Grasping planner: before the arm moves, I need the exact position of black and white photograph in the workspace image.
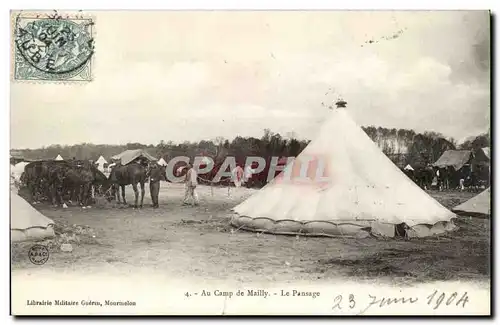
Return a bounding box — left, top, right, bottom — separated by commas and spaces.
8, 9, 491, 316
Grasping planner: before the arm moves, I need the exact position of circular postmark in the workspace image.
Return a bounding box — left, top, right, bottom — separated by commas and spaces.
14, 16, 94, 80
28, 244, 50, 265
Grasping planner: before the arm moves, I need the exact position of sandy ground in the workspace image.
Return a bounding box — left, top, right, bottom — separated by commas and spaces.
11, 183, 490, 286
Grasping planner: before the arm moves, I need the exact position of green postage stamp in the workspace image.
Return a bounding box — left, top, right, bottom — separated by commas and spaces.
12, 11, 95, 82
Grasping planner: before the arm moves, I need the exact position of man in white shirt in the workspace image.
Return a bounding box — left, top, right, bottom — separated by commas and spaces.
244, 165, 255, 188
232, 165, 244, 188
183, 163, 199, 206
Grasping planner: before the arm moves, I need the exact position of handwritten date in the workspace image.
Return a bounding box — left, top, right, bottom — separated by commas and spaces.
332, 290, 469, 314
427, 290, 469, 310
332, 294, 356, 310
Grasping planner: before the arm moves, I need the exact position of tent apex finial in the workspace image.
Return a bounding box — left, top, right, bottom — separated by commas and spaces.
335, 98, 347, 109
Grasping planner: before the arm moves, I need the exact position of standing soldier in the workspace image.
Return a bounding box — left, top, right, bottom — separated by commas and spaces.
149, 162, 162, 208
232, 165, 244, 188
183, 163, 199, 206
244, 164, 255, 188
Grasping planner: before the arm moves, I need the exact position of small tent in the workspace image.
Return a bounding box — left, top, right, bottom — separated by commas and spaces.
433, 150, 472, 171
111, 149, 157, 165
96, 155, 108, 172
231, 103, 457, 239
480, 147, 490, 161
55, 154, 64, 161
11, 161, 29, 178
11, 191, 55, 242
452, 187, 490, 218
404, 164, 414, 171
158, 158, 167, 166
11, 161, 29, 186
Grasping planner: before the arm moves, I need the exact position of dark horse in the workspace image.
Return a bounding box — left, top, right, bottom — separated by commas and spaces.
64, 160, 109, 207
21, 160, 108, 207
22, 160, 66, 205
108, 162, 148, 208
414, 165, 435, 190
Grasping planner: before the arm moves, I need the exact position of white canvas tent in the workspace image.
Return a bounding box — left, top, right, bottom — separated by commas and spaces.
404, 164, 414, 171
96, 155, 108, 172
231, 105, 457, 238
111, 149, 157, 165
481, 147, 490, 160
11, 191, 55, 242
55, 154, 64, 161
11, 161, 29, 183
158, 158, 167, 166
452, 187, 490, 218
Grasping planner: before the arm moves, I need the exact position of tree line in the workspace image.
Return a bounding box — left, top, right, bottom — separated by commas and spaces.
13, 126, 490, 169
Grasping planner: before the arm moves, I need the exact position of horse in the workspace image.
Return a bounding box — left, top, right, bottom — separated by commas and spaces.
89, 162, 111, 196
108, 162, 148, 208
22, 160, 69, 205
414, 166, 435, 190
63, 167, 94, 207
55, 160, 109, 207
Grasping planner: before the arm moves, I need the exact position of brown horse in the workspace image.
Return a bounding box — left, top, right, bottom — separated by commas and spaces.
21, 159, 108, 207
22, 160, 68, 204
108, 162, 147, 208
60, 160, 109, 207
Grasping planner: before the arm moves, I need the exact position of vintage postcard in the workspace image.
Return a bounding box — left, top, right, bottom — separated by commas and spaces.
9, 10, 491, 316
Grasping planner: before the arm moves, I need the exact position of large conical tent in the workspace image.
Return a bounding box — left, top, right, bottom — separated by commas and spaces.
452, 188, 490, 218
11, 191, 55, 242
55, 154, 64, 161
231, 105, 457, 238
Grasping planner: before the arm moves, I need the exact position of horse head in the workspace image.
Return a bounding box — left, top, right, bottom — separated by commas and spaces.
107, 165, 120, 182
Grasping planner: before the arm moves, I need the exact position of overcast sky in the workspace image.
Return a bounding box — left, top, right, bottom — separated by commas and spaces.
11, 10, 490, 149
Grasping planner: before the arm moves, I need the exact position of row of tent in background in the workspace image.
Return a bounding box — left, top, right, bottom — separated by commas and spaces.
10, 149, 170, 188
11, 103, 491, 242
51, 153, 168, 173
49, 145, 491, 190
